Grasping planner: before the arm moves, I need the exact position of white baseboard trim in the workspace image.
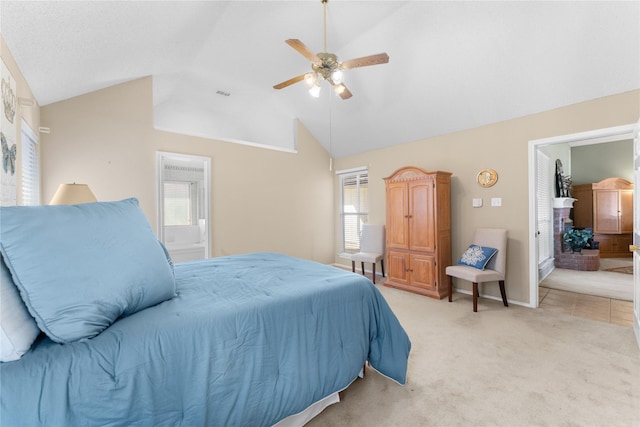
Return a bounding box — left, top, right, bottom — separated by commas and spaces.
452, 288, 530, 308
331, 263, 384, 279
634, 314, 640, 351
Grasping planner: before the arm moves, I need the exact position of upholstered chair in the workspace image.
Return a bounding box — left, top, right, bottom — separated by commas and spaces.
446, 228, 508, 312
351, 224, 385, 284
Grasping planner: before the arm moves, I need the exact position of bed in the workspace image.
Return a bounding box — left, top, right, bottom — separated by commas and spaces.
0, 198, 411, 426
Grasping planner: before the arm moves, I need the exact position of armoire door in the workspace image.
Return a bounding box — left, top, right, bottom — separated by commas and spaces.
409, 253, 436, 290
594, 190, 621, 233
621, 190, 633, 233
387, 250, 410, 286
408, 180, 436, 253
386, 181, 409, 249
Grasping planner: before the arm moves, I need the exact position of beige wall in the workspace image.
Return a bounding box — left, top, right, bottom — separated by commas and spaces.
334, 90, 640, 305
40, 77, 335, 264
33, 54, 640, 306
0, 35, 40, 205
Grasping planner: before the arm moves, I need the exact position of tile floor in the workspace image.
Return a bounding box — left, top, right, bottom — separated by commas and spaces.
539, 286, 634, 327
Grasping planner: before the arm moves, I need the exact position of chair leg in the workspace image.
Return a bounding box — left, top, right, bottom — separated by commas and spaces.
380, 259, 385, 278
448, 275, 453, 302
361, 262, 365, 276
499, 280, 508, 307
372, 263, 376, 284
472, 282, 479, 312
351, 261, 356, 273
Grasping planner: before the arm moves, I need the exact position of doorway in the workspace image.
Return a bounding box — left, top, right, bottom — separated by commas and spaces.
528, 123, 637, 308
543, 141, 633, 300
157, 151, 211, 263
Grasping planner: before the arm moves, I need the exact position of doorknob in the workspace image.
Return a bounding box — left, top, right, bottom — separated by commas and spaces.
630, 245, 640, 252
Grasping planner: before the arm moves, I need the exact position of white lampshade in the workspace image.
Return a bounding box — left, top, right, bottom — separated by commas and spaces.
308, 84, 321, 98
331, 69, 344, 84
304, 72, 317, 88
49, 183, 97, 205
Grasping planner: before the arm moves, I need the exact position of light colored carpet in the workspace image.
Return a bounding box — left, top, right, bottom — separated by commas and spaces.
540, 258, 633, 301
308, 284, 640, 427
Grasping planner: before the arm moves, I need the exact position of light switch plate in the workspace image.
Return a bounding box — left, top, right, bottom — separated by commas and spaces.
491, 197, 502, 207
472, 198, 483, 208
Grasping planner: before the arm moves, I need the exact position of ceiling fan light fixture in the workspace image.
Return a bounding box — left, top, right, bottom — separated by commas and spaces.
309, 83, 321, 98
273, 0, 389, 100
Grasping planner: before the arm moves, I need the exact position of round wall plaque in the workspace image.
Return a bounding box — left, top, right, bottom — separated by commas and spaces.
477, 169, 498, 188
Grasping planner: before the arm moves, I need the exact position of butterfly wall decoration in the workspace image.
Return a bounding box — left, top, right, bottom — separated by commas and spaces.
1, 132, 16, 176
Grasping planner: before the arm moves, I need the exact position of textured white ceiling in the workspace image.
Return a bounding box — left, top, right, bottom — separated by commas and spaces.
2, 1, 639, 158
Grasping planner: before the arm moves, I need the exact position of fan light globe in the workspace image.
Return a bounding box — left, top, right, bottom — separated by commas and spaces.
331, 70, 344, 84
309, 84, 321, 98
304, 72, 317, 87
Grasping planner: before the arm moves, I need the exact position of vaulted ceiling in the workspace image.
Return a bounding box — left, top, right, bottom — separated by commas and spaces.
2, 1, 638, 158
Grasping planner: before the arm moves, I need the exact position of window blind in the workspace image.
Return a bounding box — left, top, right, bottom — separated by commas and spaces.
537, 150, 553, 264
21, 121, 40, 206
163, 181, 193, 226
339, 169, 368, 253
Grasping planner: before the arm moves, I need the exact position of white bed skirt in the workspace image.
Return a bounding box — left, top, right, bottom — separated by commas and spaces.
273, 391, 340, 427
273, 369, 364, 427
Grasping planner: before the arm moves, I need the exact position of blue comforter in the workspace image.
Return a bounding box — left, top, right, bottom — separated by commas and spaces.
1, 253, 411, 426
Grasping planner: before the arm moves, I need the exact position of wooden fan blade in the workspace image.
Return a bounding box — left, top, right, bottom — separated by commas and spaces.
273, 74, 306, 90
285, 39, 320, 63
332, 83, 353, 100
339, 86, 353, 100
340, 53, 389, 70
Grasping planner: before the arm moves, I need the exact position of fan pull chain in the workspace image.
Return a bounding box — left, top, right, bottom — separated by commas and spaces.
329, 89, 333, 171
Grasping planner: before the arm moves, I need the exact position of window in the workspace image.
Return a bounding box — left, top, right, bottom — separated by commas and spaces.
163, 181, 195, 226
339, 168, 368, 253
21, 121, 39, 205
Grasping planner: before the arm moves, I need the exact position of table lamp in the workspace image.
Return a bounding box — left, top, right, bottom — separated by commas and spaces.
49, 183, 97, 205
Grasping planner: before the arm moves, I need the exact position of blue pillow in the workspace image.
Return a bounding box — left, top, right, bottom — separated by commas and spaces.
0, 198, 176, 344
0, 253, 40, 361
457, 244, 498, 270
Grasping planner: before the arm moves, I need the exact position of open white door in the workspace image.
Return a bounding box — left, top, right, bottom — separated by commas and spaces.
633, 118, 640, 350
156, 152, 211, 263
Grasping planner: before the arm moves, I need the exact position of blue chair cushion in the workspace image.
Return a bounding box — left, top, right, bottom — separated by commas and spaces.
0, 198, 176, 344
457, 244, 498, 270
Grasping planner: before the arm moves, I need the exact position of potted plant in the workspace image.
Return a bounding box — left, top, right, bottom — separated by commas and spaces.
563, 228, 592, 253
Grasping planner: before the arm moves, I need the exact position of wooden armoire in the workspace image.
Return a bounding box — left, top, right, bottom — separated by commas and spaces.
383, 167, 452, 299
572, 177, 633, 258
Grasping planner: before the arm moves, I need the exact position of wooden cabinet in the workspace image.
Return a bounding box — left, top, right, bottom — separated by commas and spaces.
572, 177, 633, 258
571, 184, 593, 229
384, 167, 451, 299
595, 234, 633, 258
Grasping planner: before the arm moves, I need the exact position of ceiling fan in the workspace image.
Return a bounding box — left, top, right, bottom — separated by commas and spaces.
273, 0, 389, 100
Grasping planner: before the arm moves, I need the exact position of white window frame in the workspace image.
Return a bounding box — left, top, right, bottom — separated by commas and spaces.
337, 167, 368, 255
21, 120, 39, 205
